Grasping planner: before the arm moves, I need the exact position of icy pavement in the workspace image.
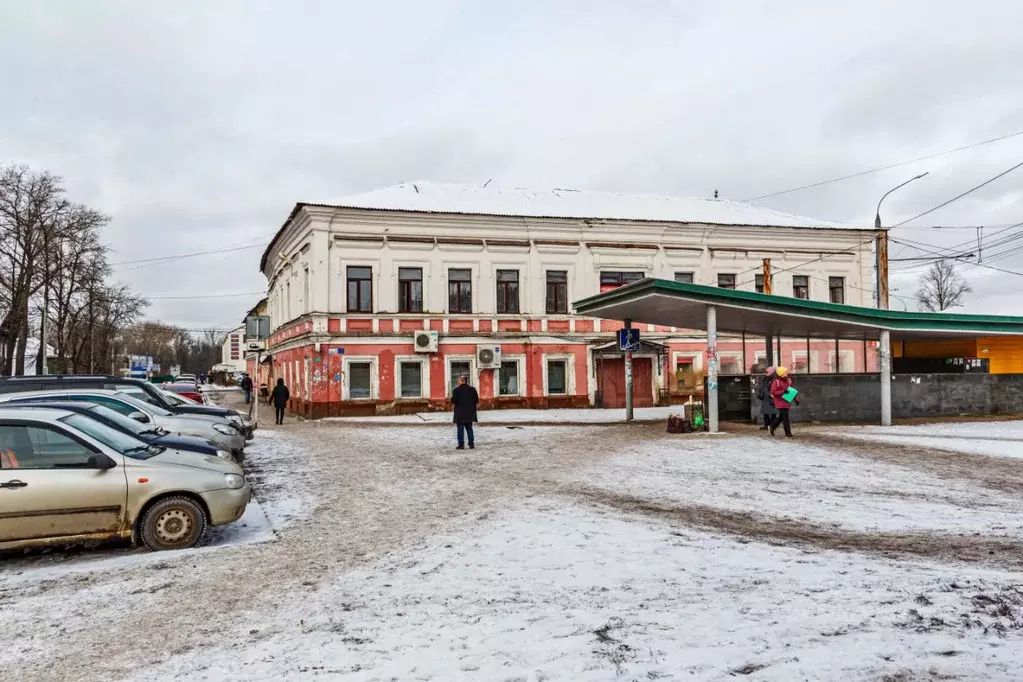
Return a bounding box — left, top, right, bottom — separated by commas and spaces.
3, 419, 1023, 681
831, 420, 1023, 461
324, 405, 679, 424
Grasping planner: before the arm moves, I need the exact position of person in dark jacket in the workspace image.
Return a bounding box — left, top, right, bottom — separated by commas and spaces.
451, 375, 479, 449
269, 378, 290, 425
768, 367, 797, 437
755, 366, 777, 430
240, 374, 254, 404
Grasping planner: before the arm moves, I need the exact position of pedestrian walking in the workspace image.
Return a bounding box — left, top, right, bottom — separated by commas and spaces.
269, 378, 290, 425
768, 367, 799, 437
755, 366, 777, 430
240, 373, 254, 404
451, 374, 479, 449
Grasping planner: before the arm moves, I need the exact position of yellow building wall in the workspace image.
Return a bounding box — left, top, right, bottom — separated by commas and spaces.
898, 336, 1023, 374
899, 338, 978, 359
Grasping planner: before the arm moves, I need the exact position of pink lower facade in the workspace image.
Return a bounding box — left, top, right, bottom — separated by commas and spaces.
251, 315, 880, 419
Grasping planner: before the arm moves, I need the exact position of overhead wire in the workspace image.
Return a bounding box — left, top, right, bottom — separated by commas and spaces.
893, 160, 1023, 226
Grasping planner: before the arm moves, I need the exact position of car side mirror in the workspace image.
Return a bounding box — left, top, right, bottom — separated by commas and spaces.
87, 453, 117, 470
129, 411, 150, 423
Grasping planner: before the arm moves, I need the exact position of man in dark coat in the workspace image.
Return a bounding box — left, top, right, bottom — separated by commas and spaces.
269, 378, 290, 426
240, 373, 254, 404
451, 375, 479, 449
755, 366, 777, 430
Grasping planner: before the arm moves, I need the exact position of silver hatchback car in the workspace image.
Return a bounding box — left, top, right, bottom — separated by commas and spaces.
0, 406, 250, 552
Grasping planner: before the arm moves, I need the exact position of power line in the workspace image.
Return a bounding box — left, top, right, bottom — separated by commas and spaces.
743, 129, 1023, 202
893, 160, 1023, 226
111, 242, 268, 269
890, 237, 1023, 278
144, 291, 265, 301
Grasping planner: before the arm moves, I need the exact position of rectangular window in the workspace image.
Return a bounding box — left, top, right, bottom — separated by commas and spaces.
793, 275, 809, 300
348, 362, 372, 399
829, 276, 845, 304
546, 270, 568, 314
496, 269, 520, 314
398, 267, 423, 313
717, 273, 736, 289
448, 268, 472, 313
449, 360, 471, 390
399, 361, 423, 398
675, 358, 695, 390
674, 272, 694, 284
347, 266, 372, 313
719, 353, 742, 375
599, 271, 644, 293
547, 360, 567, 395
498, 361, 519, 395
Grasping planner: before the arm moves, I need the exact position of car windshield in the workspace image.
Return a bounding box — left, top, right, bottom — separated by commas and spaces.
113, 391, 173, 417
86, 404, 155, 436
60, 413, 161, 460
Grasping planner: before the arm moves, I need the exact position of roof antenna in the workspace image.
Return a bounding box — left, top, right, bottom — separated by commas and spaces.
413, 183, 419, 193
483, 178, 492, 188
713, 189, 719, 199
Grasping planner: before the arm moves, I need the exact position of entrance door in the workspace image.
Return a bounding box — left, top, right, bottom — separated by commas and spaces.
598, 357, 653, 408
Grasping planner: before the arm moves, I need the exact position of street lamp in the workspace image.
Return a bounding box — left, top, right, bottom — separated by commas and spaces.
874, 172, 929, 309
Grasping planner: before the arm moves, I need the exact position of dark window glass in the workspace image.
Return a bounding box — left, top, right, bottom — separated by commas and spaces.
499, 361, 518, 395
0, 424, 93, 469
547, 360, 567, 395
599, 271, 644, 293
449, 361, 471, 389
398, 267, 423, 313
348, 362, 372, 399
717, 273, 736, 289
399, 362, 422, 398
546, 271, 568, 314
496, 269, 519, 314
793, 275, 810, 300
347, 267, 372, 313
448, 269, 472, 313
674, 272, 694, 284
829, 276, 845, 304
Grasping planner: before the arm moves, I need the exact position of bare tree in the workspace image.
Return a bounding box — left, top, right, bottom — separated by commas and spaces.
916, 260, 973, 312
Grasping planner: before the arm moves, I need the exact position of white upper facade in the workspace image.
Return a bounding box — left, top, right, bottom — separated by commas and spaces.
261, 182, 876, 332
219, 326, 246, 373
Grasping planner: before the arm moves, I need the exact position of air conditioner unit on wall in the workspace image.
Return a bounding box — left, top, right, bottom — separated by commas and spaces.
414, 330, 439, 353
477, 344, 502, 369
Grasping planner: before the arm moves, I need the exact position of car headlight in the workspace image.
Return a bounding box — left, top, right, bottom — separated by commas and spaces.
215, 450, 233, 460
212, 423, 236, 435
224, 473, 245, 489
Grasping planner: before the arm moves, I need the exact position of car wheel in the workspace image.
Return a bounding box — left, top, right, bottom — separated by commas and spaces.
140, 497, 207, 551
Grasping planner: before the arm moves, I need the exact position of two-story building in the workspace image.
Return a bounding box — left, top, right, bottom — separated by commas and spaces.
259, 182, 878, 417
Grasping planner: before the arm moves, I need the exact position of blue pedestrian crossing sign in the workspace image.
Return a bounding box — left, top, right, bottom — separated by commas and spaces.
618, 328, 641, 352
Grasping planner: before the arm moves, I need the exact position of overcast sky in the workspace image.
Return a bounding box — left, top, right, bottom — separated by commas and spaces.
2, 0, 1021, 329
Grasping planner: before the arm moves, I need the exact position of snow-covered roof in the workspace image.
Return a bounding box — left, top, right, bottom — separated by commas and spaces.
309, 181, 859, 230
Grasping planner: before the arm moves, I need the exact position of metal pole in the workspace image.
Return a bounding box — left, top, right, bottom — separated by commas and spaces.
707, 305, 718, 433
765, 334, 774, 368
39, 285, 48, 375
806, 335, 811, 374
880, 329, 892, 426
834, 336, 840, 373
624, 319, 633, 422
741, 330, 747, 374
862, 334, 868, 372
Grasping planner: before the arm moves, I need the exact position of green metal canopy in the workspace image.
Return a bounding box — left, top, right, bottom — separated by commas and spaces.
573, 279, 1023, 341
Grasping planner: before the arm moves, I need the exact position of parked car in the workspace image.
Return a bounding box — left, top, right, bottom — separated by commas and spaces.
0, 406, 249, 552
0, 375, 254, 438
0, 401, 233, 460
175, 374, 198, 385
163, 382, 205, 404
0, 390, 246, 457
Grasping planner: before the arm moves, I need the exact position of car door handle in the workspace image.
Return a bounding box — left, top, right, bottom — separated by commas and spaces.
0, 480, 27, 489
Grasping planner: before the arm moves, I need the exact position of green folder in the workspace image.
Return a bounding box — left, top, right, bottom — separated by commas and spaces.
781, 386, 799, 403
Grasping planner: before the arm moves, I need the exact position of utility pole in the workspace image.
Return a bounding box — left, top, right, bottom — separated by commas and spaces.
624, 318, 633, 422
762, 259, 773, 368
874, 172, 928, 310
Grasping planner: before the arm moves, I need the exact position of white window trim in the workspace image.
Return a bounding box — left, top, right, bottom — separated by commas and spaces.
542, 353, 575, 396
394, 260, 430, 313
717, 351, 743, 375
496, 354, 525, 397
671, 350, 703, 373
492, 263, 525, 316
344, 260, 377, 314
445, 354, 477, 396
342, 356, 378, 400
790, 349, 819, 374
444, 262, 478, 315
827, 349, 856, 373
542, 265, 573, 316
394, 355, 428, 399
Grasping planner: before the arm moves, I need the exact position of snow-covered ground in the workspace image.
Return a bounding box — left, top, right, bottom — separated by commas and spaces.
3, 419, 1022, 681
325, 405, 680, 424
833, 420, 1023, 461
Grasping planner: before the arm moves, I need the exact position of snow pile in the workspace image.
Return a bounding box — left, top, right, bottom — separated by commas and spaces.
834, 421, 1023, 461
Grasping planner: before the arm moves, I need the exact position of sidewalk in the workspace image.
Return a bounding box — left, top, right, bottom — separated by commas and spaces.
324, 405, 680, 426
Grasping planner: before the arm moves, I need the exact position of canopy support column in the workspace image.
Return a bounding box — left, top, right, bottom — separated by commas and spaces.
707, 305, 718, 433
880, 329, 892, 426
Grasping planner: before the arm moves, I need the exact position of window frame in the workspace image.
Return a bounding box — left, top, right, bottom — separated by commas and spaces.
792, 275, 810, 300
599, 271, 644, 293
497, 358, 523, 396
396, 358, 426, 399
544, 356, 572, 396
343, 358, 376, 400
828, 276, 845, 304
445, 356, 476, 396
447, 268, 473, 314
346, 266, 373, 313
495, 269, 520, 315
545, 270, 569, 315
0, 420, 100, 470
673, 271, 694, 284
717, 273, 736, 289
397, 267, 424, 313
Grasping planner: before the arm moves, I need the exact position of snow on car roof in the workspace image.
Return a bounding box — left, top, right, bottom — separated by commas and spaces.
309, 181, 857, 230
